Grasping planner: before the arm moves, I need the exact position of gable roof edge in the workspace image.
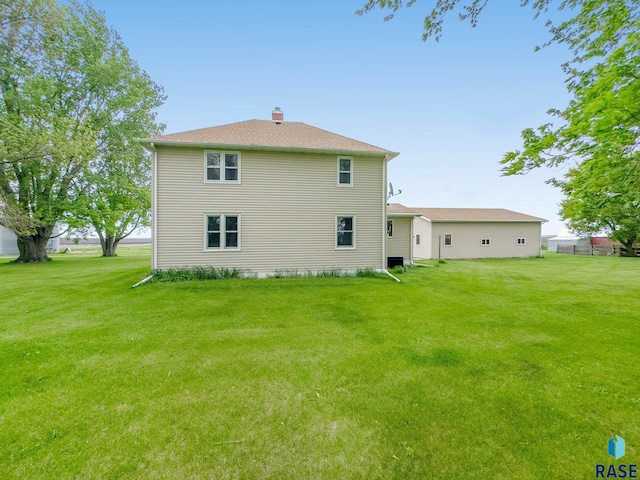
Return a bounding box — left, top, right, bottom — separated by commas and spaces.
138, 139, 399, 159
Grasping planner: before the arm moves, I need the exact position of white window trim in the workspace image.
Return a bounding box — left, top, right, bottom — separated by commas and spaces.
335, 215, 356, 249
204, 213, 241, 251
481, 238, 491, 246
204, 150, 241, 184
517, 237, 526, 245
443, 233, 453, 247
337, 156, 353, 187
387, 219, 394, 238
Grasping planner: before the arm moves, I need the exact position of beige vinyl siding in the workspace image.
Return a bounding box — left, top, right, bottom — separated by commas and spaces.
155, 147, 385, 272
412, 216, 432, 260
385, 216, 412, 264
430, 222, 542, 259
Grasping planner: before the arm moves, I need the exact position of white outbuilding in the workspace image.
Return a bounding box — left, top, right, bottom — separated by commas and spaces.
547, 228, 590, 253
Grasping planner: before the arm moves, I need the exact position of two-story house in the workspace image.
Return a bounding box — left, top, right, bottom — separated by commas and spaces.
139, 109, 399, 275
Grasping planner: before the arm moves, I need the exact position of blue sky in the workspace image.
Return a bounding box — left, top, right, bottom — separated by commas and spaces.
92, 0, 575, 234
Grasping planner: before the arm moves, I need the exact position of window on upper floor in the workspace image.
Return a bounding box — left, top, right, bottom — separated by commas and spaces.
205, 151, 240, 183
336, 216, 355, 248
206, 214, 240, 250
338, 157, 353, 186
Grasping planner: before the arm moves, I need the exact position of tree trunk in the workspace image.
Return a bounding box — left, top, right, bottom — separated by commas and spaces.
620, 238, 637, 257
16, 226, 53, 263
100, 235, 121, 257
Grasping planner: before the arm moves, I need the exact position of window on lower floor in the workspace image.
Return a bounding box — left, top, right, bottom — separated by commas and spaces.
387, 220, 394, 238
444, 233, 452, 246
206, 214, 240, 249
336, 216, 355, 248
225, 215, 239, 248
481, 238, 491, 246
517, 237, 526, 245
416, 234, 420, 245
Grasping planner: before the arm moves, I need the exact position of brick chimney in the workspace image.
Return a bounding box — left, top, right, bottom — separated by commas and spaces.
272, 107, 283, 124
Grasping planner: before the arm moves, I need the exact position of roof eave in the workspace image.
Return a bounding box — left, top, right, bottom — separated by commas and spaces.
137, 138, 399, 159
387, 213, 422, 217
426, 218, 548, 223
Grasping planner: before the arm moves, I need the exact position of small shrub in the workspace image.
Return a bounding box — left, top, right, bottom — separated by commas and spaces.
151, 266, 391, 282
391, 265, 405, 274
269, 269, 302, 279
270, 270, 286, 279
356, 268, 378, 278
151, 266, 242, 282
316, 269, 343, 278
219, 267, 242, 279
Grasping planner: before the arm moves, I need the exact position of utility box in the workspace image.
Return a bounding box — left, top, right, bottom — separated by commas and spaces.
387, 256, 404, 268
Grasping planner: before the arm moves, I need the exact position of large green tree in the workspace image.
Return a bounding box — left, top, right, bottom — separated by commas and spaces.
68, 141, 157, 258
0, 0, 164, 262
359, 1, 640, 250
555, 153, 640, 255
505, 10, 640, 251
67, 62, 164, 257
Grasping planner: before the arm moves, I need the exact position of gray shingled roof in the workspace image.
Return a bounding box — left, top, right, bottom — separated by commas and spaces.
387, 204, 546, 222
386, 203, 423, 216
414, 208, 547, 222
140, 120, 398, 158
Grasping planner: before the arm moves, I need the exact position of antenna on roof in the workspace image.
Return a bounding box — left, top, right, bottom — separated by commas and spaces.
388, 182, 402, 200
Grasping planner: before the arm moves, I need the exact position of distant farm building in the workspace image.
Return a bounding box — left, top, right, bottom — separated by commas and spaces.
0, 225, 60, 256
547, 231, 590, 253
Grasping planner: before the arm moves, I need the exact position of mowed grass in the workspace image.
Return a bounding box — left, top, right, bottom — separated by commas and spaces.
1, 250, 638, 479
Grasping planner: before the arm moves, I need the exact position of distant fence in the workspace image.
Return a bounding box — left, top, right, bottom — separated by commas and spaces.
613, 246, 640, 257
557, 245, 640, 256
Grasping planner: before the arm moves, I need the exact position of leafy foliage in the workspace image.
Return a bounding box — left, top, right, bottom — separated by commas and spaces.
151, 266, 244, 282
391, 265, 407, 274
67, 89, 164, 257
356, 0, 555, 42
69, 146, 154, 257
151, 267, 387, 282
556, 154, 640, 254
501, 2, 640, 247
359, 1, 640, 246
0, 0, 164, 261
502, 2, 640, 175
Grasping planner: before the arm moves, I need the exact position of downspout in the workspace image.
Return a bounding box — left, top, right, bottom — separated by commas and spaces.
149, 142, 158, 270
382, 154, 388, 271
410, 215, 415, 265
132, 274, 154, 288
383, 269, 401, 283
380, 154, 400, 283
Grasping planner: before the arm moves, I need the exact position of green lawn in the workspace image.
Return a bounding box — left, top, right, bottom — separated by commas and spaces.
1, 251, 638, 479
